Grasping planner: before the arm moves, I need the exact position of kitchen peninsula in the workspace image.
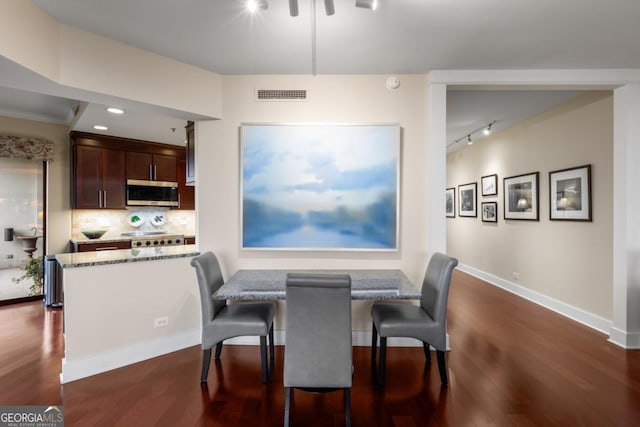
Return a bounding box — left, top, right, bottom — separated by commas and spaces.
57, 245, 201, 383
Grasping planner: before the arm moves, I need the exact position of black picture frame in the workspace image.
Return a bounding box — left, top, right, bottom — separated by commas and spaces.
458, 182, 477, 217
481, 202, 498, 222
446, 187, 456, 218
549, 164, 592, 221
481, 174, 498, 196
503, 172, 539, 221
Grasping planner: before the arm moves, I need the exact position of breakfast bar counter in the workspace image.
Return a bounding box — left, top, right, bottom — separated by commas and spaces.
56, 244, 199, 268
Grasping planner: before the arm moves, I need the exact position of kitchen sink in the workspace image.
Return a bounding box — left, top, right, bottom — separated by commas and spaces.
121, 231, 168, 237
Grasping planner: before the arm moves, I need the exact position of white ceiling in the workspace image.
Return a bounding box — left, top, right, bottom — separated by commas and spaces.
2, 0, 635, 145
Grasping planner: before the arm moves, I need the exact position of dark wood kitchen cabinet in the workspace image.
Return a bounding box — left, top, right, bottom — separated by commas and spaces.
185, 121, 195, 184
126, 152, 177, 182
74, 145, 126, 209
73, 240, 131, 252
176, 157, 195, 210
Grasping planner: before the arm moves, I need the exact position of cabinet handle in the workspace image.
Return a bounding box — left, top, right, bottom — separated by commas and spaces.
103, 191, 107, 208
149, 164, 153, 180
95, 246, 119, 251
98, 190, 103, 208
154, 165, 157, 180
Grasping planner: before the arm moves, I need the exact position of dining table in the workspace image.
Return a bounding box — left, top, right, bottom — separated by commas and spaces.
214, 269, 422, 301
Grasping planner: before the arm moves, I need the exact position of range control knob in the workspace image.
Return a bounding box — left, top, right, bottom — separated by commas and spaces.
153, 240, 159, 245
175, 238, 181, 244
145, 241, 151, 246
160, 240, 165, 245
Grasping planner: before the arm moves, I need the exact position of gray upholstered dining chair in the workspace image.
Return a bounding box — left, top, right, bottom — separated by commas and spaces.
371, 252, 458, 386
190, 252, 276, 384
284, 273, 352, 427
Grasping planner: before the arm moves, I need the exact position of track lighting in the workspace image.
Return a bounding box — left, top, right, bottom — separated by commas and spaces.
449, 120, 497, 148
356, 0, 378, 10
289, 0, 298, 16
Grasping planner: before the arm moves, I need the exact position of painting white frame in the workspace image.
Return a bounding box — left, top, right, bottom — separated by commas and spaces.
240, 123, 400, 251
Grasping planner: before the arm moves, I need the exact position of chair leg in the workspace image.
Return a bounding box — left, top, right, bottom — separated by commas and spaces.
214, 342, 223, 359
260, 335, 269, 384
344, 388, 351, 427
201, 348, 212, 383
371, 323, 378, 373
378, 336, 387, 386
284, 387, 292, 427
423, 342, 432, 364
269, 324, 275, 368
436, 350, 448, 385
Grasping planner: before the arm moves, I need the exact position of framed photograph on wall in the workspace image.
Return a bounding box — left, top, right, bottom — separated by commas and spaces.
549, 164, 592, 221
481, 174, 498, 196
481, 202, 498, 222
240, 123, 400, 250
458, 182, 477, 217
445, 188, 456, 218
503, 172, 539, 221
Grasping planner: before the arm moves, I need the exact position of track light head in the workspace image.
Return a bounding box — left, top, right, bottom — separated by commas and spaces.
483, 123, 492, 135
247, 0, 268, 13
356, 0, 378, 10
467, 135, 472, 144
289, 0, 299, 16
324, 0, 335, 15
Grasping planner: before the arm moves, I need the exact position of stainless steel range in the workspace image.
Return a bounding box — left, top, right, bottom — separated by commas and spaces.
122, 231, 184, 248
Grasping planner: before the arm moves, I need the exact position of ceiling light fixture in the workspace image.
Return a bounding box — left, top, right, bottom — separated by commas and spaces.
467, 135, 473, 145
289, 0, 299, 16
93, 125, 108, 131
356, 0, 378, 10
106, 107, 124, 114
483, 122, 492, 135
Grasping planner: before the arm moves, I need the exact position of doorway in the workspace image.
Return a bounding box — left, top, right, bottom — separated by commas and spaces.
0, 157, 46, 304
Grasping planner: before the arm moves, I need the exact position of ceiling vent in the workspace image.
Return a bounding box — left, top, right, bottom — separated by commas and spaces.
255, 89, 308, 102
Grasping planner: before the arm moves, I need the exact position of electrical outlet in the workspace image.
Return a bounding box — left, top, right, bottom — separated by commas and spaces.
5, 254, 13, 259
154, 316, 169, 328
512, 272, 520, 280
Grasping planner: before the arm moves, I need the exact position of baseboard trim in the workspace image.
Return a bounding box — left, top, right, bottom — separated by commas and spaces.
608, 326, 640, 349
457, 263, 612, 336
61, 328, 200, 384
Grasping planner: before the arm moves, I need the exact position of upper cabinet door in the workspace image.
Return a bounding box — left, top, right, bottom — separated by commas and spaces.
126, 151, 153, 180
185, 122, 195, 185
153, 154, 177, 182
74, 145, 103, 209
126, 151, 176, 182
102, 149, 126, 208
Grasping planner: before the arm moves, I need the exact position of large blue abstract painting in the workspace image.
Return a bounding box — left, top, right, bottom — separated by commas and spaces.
241, 124, 400, 250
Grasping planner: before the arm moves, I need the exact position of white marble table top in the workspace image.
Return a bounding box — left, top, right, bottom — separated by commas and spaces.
215, 269, 422, 301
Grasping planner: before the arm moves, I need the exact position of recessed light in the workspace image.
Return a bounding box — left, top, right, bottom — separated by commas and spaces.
93, 125, 108, 131
106, 107, 124, 114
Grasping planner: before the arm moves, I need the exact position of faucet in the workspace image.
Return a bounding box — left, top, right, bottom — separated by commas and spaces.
31, 227, 39, 236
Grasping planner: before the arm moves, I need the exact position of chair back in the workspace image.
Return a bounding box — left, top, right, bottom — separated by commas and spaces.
420, 253, 459, 326
190, 252, 227, 325
284, 273, 352, 389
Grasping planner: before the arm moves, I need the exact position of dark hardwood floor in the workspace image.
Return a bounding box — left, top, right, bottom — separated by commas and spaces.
2, 270, 639, 426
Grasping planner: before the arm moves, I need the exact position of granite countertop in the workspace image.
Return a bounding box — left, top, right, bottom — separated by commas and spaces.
56, 244, 199, 268
215, 269, 422, 301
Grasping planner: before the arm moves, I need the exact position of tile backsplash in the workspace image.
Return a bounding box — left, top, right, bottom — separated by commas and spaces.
72, 208, 195, 240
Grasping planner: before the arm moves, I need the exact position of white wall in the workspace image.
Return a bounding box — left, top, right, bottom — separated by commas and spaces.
447, 92, 613, 322
196, 75, 433, 334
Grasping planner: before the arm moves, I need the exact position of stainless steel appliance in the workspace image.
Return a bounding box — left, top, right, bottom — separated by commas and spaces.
126, 179, 179, 207
128, 233, 184, 248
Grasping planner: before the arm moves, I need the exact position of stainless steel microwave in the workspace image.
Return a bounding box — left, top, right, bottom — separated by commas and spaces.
126, 179, 179, 207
